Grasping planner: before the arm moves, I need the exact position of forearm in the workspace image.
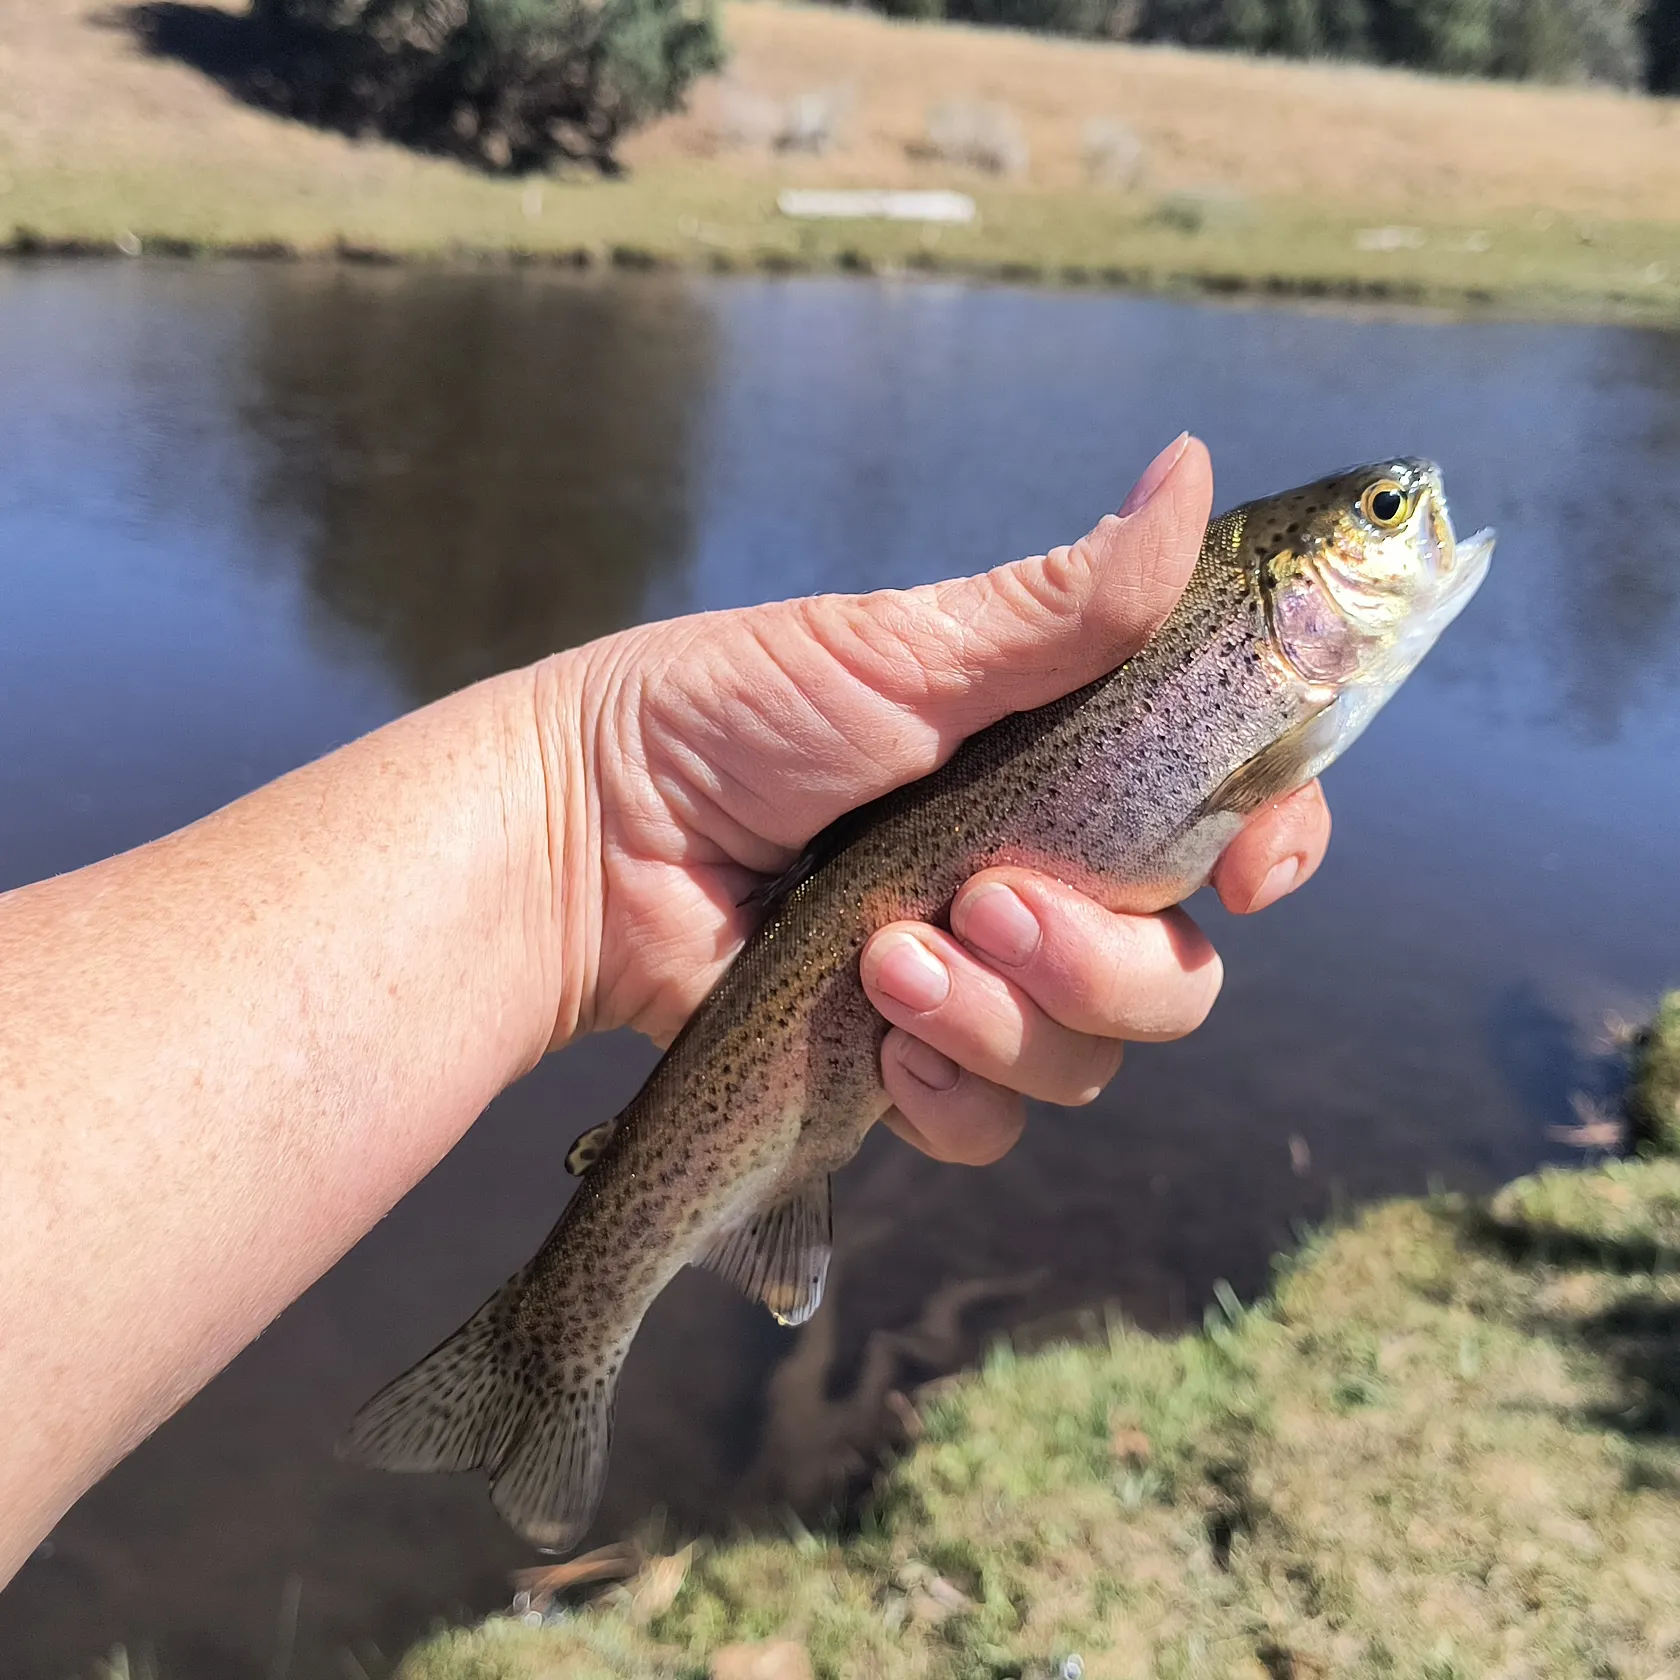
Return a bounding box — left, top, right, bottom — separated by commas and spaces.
0, 669, 559, 1575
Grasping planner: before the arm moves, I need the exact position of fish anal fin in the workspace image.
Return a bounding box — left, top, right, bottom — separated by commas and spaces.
565, 1120, 616, 1177
1199, 702, 1338, 819
697, 1177, 833, 1326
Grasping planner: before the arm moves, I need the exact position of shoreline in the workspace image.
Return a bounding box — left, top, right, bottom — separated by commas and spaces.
393, 992, 1680, 1680
8, 0, 1680, 331
9, 231, 1680, 332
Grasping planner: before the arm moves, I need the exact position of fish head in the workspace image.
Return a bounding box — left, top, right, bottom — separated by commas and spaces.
1254, 456, 1494, 762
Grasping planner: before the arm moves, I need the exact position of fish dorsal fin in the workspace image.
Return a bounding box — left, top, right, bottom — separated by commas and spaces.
1198, 702, 1339, 819
697, 1177, 833, 1326
741, 798, 887, 916
565, 1120, 616, 1176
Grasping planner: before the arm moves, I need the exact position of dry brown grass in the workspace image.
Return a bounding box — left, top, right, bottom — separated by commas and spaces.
642, 2, 1680, 220
3, 1, 1678, 313
10, 0, 1680, 218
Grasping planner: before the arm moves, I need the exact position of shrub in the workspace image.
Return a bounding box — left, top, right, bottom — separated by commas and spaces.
947, 0, 1121, 36
919, 0, 1659, 83
247, 0, 725, 171
1490, 0, 1644, 84
1647, 0, 1680, 88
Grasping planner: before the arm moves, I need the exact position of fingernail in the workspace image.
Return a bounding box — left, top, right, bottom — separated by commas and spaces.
1247, 855, 1302, 913
897, 1036, 960, 1092
872, 932, 951, 1013
1117, 432, 1191, 518
956, 882, 1041, 968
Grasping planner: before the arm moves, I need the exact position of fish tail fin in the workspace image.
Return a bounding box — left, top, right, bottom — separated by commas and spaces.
339, 1273, 623, 1555
488, 1353, 621, 1554
337, 1279, 527, 1476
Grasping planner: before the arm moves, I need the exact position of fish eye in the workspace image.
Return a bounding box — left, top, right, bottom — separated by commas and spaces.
1361, 480, 1408, 528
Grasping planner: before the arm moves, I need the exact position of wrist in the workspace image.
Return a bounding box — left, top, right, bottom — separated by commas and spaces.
523, 649, 608, 1053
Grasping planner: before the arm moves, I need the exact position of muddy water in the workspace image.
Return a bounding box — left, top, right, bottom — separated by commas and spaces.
2, 263, 1677, 1679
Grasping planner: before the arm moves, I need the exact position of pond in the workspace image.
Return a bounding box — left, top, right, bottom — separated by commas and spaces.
2, 261, 1676, 1680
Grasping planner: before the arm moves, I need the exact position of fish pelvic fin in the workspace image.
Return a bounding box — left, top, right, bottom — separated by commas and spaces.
339, 1275, 623, 1555
697, 1176, 833, 1326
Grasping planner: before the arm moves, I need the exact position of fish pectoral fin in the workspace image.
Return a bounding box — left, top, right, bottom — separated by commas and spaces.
1197, 702, 1339, 819
565, 1120, 616, 1176
697, 1176, 833, 1327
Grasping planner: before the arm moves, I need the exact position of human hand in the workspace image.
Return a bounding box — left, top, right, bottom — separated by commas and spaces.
530, 435, 1330, 1163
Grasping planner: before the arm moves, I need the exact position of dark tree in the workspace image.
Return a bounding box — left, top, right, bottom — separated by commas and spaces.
247, 0, 725, 171
897, 0, 1660, 82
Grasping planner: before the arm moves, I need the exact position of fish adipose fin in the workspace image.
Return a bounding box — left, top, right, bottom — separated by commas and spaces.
338, 1276, 621, 1554
565, 1119, 615, 1176
698, 1176, 833, 1326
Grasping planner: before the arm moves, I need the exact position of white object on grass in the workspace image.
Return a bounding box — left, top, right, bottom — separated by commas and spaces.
776, 190, 977, 225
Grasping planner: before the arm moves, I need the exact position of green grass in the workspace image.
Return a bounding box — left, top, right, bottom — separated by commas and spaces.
9, 158, 1680, 324
399, 994, 1680, 1679
9, 0, 1680, 320
1632, 995, 1680, 1156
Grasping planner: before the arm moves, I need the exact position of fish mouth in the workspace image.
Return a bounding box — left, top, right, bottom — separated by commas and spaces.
1412, 465, 1493, 629
1426, 519, 1496, 627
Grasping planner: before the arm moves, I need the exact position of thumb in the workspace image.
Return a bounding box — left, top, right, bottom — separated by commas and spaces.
821, 434, 1212, 746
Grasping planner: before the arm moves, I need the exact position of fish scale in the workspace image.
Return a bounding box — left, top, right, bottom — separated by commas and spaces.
341, 458, 1493, 1552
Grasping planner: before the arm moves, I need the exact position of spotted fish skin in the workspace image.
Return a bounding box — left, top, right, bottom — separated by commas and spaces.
341, 460, 1492, 1551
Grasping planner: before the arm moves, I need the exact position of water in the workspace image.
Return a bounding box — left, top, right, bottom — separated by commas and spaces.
1, 261, 1676, 1679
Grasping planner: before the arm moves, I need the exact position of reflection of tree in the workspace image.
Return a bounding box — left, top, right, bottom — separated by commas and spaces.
243, 269, 713, 700
1549, 326, 1680, 736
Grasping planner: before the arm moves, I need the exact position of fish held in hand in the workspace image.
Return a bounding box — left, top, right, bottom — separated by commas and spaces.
339, 459, 1493, 1551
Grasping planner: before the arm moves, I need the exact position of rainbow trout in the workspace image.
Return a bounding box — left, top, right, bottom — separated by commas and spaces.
342, 459, 1493, 1550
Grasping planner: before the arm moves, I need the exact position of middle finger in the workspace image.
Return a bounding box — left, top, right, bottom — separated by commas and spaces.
861, 924, 1124, 1106
950, 868, 1224, 1042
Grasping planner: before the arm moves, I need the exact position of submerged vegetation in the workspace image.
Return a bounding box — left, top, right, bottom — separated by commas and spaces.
399, 995, 1680, 1678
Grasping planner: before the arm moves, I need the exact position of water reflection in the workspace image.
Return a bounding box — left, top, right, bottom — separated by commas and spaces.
244, 268, 713, 699
1546, 325, 1680, 734
1, 265, 1678, 1680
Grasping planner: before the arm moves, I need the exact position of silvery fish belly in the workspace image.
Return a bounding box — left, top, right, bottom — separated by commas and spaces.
341, 458, 1494, 1551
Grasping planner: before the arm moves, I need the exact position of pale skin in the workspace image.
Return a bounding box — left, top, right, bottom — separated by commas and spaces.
0, 436, 1329, 1582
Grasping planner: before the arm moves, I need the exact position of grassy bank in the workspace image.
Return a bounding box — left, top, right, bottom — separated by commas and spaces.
5, 0, 1680, 319
399, 994, 1680, 1679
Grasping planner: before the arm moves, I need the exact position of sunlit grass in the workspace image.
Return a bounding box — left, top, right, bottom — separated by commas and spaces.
8, 159, 1680, 324
4, 0, 1680, 318
400, 995, 1680, 1679
1632, 994, 1680, 1155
